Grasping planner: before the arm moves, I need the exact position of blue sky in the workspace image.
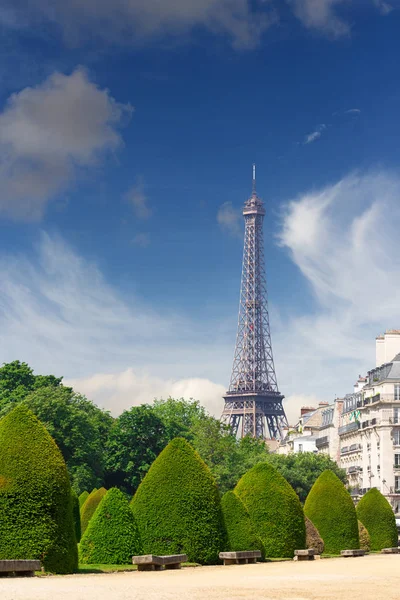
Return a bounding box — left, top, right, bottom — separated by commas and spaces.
1, 0, 400, 423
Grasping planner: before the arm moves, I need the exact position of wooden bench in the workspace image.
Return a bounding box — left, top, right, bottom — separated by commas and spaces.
341, 549, 365, 557
0, 560, 41, 577
219, 551, 261, 565
294, 549, 315, 561
381, 547, 400, 554
132, 554, 187, 571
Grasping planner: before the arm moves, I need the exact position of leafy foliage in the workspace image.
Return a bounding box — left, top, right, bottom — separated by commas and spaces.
221, 491, 264, 556
356, 488, 397, 551
131, 437, 226, 564
304, 470, 359, 555
305, 516, 324, 555
81, 487, 107, 535
79, 488, 142, 564
0, 405, 77, 573
20, 387, 113, 494
235, 462, 306, 558
151, 397, 207, 440
265, 452, 347, 504
79, 491, 89, 508
0, 360, 66, 414
358, 520, 371, 552
105, 405, 167, 493
72, 490, 82, 543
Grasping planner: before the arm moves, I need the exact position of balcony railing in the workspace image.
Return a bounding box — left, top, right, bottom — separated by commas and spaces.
348, 466, 361, 474
338, 421, 360, 436
316, 436, 329, 448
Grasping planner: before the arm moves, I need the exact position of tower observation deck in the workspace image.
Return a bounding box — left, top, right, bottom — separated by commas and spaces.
221, 166, 288, 439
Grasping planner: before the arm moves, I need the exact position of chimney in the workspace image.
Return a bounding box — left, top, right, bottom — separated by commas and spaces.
300, 406, 315, 416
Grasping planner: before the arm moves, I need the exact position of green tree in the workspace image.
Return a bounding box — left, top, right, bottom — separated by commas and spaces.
105, 405, 167, 493
131, 438, 226, 564
221, 491, 264, 556
356, 488, 397, 551
152, 397, 207, 440
265, 452, 347, 503
0, 360, 66, 413
0, 405, 77, 573
71, 490, 82, 543
18, 386, 113, 494
304, 470, 359, 555
80, 488, 142, 564
235, 462, 306, 558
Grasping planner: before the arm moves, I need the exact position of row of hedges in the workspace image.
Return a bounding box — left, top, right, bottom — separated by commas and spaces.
0, 405, 397, 570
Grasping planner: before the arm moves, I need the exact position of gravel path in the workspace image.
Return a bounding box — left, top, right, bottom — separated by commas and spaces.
1, 554, 399, 600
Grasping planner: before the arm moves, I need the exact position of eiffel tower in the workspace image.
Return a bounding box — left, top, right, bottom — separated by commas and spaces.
221, 166, 288, 440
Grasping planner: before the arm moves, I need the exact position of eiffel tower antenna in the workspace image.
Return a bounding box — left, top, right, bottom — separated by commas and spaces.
221, 165, 288, 439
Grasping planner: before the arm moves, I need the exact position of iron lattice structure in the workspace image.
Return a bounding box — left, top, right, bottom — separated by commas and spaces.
221, 166, 288, 440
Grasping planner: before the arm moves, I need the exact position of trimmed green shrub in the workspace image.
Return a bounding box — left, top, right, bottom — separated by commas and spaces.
221, 491, 264, 556
305, 516, 324, 555
131, 437, 225, 564
304, 470, 359, 555
72, 490, 81, 543
234, 462, 306, 558
80, 488, 142, 564
0, 405, 77, 573
81, 487, 107, 535
356, 488, 397, 551
358, 520, 371, 552
79, 491, 89, 508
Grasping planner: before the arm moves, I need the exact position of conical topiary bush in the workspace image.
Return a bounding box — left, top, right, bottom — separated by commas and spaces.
356, 488, 397, 551
221, 491, 264, 557
131, 437, 226, 564
304, 470, 359, 555
80, 488, 142, 564
81, 487, 107, 535
79, 490, 89, 508
234, 462, 306, 558
0, 405, 77, 573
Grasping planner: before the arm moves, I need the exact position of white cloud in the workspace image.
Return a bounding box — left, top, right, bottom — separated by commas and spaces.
132, 232, 151, 247
0, 68, 132, 221
0, 232, 231, 416
125, 181, 152, 219
67, 369, 226, 417
288, 0, 351, 37
274, 171, 400, 409
345, 108, 361, 114
2, 0, 277, 50
217, 201, 242, 237
373, 0, 394, 15
304, 123, 327, 144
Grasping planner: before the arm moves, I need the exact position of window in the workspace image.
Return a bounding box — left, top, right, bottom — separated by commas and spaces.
394, 408, 400, 424
395, 384, 400, 402
367, 443, 371, 451
394, 430, 400, 446
298, 444, 303, 453
395, 454, 400, 467
395, 475, 400, 492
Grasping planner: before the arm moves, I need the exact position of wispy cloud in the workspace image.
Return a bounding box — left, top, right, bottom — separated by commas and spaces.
217, 201, 242, 237
0, 68, 132, 221
125, 180, 152, 220
131, 232, 150, 247
288, 0, 351, 38
304, 123, 327, 144
0, 232, 230, 416
274, 170, 400, 416
345, 108, 361, 115
373, 0, 394, 15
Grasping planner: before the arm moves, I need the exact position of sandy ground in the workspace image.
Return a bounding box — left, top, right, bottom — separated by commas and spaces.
1, 554, 400, 600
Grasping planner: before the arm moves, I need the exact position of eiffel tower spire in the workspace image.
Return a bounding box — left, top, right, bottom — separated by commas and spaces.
221, 166, 288, 439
